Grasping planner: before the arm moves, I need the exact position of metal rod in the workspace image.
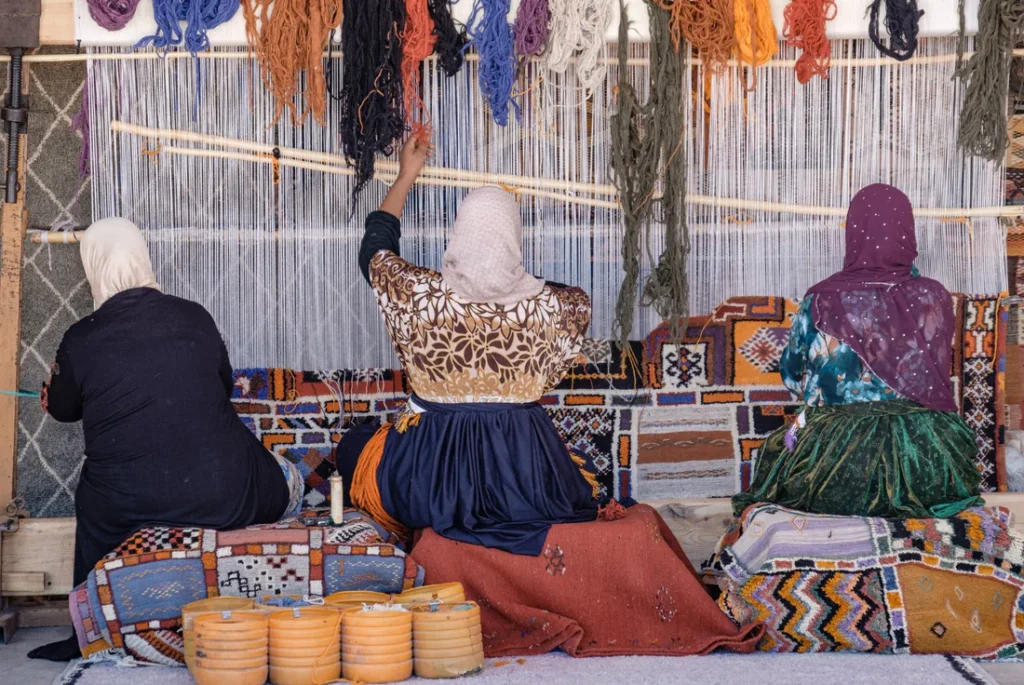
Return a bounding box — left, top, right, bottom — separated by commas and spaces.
3, 49, 25, 204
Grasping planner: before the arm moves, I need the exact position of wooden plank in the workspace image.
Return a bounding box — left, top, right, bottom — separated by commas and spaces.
1, 517, 75, 597
39, 0, 75, 46
0, 572, 46, 594
12, 598, 72, 627
0, 61, 29, 511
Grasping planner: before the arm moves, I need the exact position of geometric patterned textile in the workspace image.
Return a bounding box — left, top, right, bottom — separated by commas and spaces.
69, 508, 422, 665
232, 294, 1007, 506
712, 504, 1024, 658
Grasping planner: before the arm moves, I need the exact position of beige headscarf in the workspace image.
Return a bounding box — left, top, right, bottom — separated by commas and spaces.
80, 218, 161, 310
440, 187, 544, 305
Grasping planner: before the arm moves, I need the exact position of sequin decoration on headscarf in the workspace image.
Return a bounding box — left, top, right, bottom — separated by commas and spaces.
80, 218, 161, 310
441, 187, 544, 305
806, 184, 957, 412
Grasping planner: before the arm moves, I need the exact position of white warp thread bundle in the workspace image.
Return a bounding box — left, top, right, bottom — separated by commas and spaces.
86, 36, 1006, 370
543, 0, 613, 90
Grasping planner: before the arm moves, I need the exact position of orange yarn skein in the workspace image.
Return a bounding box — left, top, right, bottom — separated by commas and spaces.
401, 0, 438, 140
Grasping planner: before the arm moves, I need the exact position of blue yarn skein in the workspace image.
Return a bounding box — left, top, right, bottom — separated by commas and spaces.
136, 0, 239, 54
466, 0, 520, 127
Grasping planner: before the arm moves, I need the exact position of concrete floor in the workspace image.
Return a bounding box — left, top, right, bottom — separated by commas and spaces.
3, 627, 1024, 685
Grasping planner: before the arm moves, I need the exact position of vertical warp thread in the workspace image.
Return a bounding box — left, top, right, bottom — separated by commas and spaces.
867, 0, 924, 61
514, 0, 551, 58
242, 0, 343, 126
402, 0, 438, 138
341, 0, 407, 202
956, 0, 1024, 162
782, 0, 837, 84
86, 0, 142, 30
466, 0, 518, 127
427, 0, 467, 76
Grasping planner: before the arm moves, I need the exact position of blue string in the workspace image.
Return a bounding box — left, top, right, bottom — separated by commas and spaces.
466, 0, 519, 127
135, 0, 240, 54
0, 389, 41, 398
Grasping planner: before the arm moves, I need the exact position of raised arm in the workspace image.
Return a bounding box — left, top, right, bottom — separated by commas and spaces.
359, 137, 432, 284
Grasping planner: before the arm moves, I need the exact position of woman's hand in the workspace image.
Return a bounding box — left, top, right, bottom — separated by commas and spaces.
380, 136, 434, 219
398, 136, 432, 182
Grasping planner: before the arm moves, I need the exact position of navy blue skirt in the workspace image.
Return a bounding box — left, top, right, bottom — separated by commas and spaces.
377, 396, 599, 555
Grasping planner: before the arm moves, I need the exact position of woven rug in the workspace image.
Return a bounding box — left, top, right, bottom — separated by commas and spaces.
53, 652, 998, 685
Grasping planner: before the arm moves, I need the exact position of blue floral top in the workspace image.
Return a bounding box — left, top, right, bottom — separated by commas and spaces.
781, 296, 901, 407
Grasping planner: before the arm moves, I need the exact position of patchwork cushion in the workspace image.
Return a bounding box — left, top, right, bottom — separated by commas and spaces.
70, 509, 423, 665
710, 504, 1024, 658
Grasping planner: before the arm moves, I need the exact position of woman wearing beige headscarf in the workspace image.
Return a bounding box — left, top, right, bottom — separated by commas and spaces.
30, 218, 303, 662
347, 138, 601, 554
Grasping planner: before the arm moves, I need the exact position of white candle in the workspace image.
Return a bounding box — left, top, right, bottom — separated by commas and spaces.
329, 474, 344, 524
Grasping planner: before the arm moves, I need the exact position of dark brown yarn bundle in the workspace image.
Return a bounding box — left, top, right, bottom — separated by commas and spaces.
428, 0, 467, 76
241, 0, 342, 126
956, 0, 1024, 162
867, 0, 924, 61
611, 0, 690, 346
340, 0, 407, 203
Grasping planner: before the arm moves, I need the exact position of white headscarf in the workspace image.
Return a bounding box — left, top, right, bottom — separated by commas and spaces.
80, 218, 161, 310
440, 187, 544, 305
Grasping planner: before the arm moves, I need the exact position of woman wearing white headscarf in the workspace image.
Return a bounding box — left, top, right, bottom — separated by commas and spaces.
30, 219, 303, 662
348, 139, 601, 553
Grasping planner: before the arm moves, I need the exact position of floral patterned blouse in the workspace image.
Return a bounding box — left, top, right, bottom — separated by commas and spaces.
369, 251, 592, 403
781, 295, 901, 407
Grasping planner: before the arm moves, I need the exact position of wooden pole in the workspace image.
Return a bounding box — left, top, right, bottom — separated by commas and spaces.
0, 59, 29, 508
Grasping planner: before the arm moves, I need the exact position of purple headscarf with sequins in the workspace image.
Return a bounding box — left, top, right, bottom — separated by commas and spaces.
806, 184, 957, 412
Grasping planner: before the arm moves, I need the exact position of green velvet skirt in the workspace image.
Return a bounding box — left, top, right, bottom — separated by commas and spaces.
732, 400, 984, 518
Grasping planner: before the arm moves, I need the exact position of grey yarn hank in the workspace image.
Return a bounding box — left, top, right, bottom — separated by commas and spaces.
610, 0, 690, 347
956, 0, 1024, 162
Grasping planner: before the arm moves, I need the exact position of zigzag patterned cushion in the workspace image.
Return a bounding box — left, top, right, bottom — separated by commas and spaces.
711, 504, 1024, 658
69, 509, 423, 665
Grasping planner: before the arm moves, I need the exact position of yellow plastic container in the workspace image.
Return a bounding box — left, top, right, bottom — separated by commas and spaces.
343, 659, 414, 684
411, 603, 484, 679
182, 598, 257, 670
414, 652, 485, 680
191, 612, 269, 683
268, 607, 343, 685
192, 664, 268, 685
395, 583, 465, 606
270, 661, 343, 685
324, 591, 392, 609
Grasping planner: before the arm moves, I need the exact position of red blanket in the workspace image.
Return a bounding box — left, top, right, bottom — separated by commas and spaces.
410, 504, 762, 657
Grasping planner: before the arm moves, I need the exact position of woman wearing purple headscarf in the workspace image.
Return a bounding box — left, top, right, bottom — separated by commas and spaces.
732, 184, 983, 518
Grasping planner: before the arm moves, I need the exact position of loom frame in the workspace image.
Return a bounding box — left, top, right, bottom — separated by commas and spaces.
2, 1, 1024, 640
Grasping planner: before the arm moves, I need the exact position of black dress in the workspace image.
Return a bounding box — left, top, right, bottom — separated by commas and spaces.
46, 287, 288, 586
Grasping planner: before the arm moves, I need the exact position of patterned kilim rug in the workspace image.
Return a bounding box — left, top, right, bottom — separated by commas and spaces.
230, 294, 1006, 507
53, 652, 999, 685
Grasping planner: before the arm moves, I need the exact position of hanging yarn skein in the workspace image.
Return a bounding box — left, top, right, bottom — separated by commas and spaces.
466, 0, 518, 127
341, 0, 407, 202
656, 0, 735, 73
733, 0, 778, 88
611, 0, 688, 346
402, 0, 438, 138
514, 0, 551, 58
956, 0, 1024, 162
427, 0, 467, 76
242, 0, 343, 126
782, 0, 837, 84
136, 0, 239, 53
543, 0, 613, 91
867, 0, 924, 61
86, 0, 142, 31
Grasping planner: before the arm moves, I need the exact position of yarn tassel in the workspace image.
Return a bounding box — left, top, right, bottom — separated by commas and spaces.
402, 0, 438, 139
341, 0, 407, 202
427, 0, 467, 76
513, 0, 550, 58
956, 0, 1024, 162
466, 0, 518, 127
782, 0, 837, 84
867, 0, 924, 61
